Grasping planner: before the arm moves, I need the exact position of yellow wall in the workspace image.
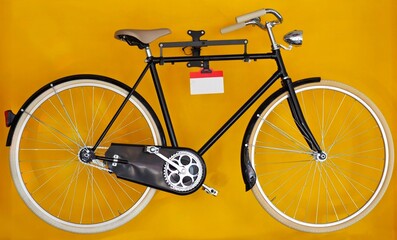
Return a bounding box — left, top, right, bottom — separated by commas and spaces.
1, 0, 396, 239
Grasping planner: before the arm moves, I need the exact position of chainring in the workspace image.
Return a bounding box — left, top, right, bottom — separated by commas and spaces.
163, 151, 205, 193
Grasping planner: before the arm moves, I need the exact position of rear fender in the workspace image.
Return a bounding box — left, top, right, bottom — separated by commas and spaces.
5, 74, 166, 147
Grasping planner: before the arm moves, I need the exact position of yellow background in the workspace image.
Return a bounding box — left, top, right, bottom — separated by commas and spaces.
1, 0, 396, 239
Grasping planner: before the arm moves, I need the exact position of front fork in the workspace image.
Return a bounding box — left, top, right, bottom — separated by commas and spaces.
282, 77, 326, 160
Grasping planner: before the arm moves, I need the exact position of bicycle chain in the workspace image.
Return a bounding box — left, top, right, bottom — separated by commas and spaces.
81, 159, 112, 173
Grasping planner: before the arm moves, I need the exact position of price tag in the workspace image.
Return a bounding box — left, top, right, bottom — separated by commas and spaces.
189, 70, 224, 95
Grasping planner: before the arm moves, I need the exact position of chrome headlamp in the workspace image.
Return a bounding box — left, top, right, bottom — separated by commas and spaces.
283, 30, 303, 46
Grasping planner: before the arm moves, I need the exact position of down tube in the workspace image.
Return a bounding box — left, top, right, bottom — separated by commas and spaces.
198, 71, 282, 156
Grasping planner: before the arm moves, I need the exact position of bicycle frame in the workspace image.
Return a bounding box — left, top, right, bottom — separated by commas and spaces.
5, 8, 393, 233
92, 47, 323, 157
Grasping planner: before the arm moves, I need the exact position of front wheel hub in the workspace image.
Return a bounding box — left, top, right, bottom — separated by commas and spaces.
78, 148, 95, 163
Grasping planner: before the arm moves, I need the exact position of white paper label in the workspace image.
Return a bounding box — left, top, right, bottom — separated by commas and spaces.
189, 70, 224, 95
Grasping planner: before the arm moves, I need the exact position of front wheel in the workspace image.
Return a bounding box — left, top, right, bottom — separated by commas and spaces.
246, 80, 394, 232
9, 75, 164, 233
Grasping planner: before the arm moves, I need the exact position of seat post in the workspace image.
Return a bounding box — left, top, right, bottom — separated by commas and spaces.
144, 46, 153, 57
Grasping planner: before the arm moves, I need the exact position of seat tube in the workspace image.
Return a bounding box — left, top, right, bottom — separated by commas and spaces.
148, 60, 178, 147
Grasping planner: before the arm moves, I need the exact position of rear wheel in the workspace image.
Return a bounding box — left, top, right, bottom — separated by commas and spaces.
9, 75, 164, 233
246, 80, 394, 232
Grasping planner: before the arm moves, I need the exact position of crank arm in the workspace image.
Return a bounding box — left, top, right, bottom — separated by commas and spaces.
145, 146, 184, 172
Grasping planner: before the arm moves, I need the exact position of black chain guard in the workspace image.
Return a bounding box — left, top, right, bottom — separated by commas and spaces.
105, 143, 206, 195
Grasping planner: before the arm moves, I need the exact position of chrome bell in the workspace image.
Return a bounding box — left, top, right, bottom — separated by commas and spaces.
283, 30, 303, 46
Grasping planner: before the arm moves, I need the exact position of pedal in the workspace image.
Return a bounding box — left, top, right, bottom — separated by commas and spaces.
202, 184, 218, 196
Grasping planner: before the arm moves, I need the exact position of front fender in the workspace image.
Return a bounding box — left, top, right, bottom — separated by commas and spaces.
241, 77, 321, 191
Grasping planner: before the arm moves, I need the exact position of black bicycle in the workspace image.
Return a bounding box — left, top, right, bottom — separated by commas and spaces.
5, 8, 394, 233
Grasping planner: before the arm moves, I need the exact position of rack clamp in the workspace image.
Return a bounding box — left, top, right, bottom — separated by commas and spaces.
186, 30, 206, 69
159, 30, 248, 71
187, 30, 205, 56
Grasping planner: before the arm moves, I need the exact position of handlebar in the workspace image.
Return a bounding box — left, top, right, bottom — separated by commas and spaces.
221, 8, 283, 34
236, 9, 282, 23
220, 22, 246, 34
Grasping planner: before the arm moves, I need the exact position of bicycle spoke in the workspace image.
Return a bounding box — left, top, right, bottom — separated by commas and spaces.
253, 144, 312, 156
102, 117, 145, 144
23, 110, 83, 149
272, 161, 312, 206
293, 162, 315, 218
84, 87, 106, 145
51, 85, 87, 147
103, 107, 137, 141
259, 118, 312, 153
327, 159, 375, 196
29, 157, 76, 195
55, 163, 83, 218
90, 94, 117, 141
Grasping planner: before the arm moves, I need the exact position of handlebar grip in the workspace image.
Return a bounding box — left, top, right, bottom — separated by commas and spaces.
220, 22, 246, 34
236, 9, 268, 23
235, 8, 283, 24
